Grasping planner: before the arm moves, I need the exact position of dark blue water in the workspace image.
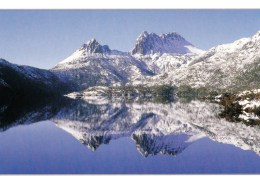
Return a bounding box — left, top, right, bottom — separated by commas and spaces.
0, 121, 260, 174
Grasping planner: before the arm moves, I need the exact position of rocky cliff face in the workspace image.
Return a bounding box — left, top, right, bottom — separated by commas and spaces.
79, 39, 111, 54
131, 31, 201, 55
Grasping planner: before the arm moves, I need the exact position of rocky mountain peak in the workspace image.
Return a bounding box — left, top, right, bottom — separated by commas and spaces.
161, 32, 185, 41
80, 38, 111, 54
131, 31, 196, 55
251, 30, 260, 41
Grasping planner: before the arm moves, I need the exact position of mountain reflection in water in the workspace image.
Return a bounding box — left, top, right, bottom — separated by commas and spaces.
1, 97, 260, 157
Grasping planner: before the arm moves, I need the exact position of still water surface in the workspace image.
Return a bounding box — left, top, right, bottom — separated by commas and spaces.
1, 98, 260, 174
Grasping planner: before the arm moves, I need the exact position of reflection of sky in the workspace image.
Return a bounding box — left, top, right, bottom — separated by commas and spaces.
0, 121, 260, 174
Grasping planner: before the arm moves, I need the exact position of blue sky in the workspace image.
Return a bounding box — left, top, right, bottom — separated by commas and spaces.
1, 10, 260, 69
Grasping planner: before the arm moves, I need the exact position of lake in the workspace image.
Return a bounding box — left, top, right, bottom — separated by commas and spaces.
1, 98, 260, 174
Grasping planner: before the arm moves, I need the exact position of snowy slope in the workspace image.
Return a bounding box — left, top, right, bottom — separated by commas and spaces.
52, 39, 154, 90
133, 53, 198, 74
135, 31, 260, 90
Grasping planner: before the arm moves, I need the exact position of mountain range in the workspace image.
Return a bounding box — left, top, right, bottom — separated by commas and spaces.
1, 30, 260, 102
51, 31, 203, 90
52, 30, 260, 93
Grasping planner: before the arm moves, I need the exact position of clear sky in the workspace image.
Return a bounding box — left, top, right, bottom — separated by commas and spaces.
1, 10, 260, 69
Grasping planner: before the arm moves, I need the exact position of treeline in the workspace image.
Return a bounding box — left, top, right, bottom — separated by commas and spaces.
217, 91, 260, 125
176, 85, 219, 99
107, 84, 176, 97
98, 84, 221, 100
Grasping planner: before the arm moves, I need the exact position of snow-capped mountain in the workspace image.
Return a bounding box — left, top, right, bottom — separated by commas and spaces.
131, 31, 203, 55
2, 30, 260, 101
79, 39, 111, 54
51, 31, 204, 91
5, 29, 257, 96
51, 39, 154, 90
138, 31, 260, 90
130, 32, 204, 75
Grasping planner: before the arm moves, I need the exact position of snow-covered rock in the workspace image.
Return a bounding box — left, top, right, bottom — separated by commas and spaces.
236, 89, 260, 122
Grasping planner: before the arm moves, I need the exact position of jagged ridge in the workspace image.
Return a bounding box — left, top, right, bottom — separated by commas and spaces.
131, 31, 202, 55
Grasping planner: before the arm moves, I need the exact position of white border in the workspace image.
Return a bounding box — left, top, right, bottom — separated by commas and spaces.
0, 0, 260, 180
0, 0, 260, 9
